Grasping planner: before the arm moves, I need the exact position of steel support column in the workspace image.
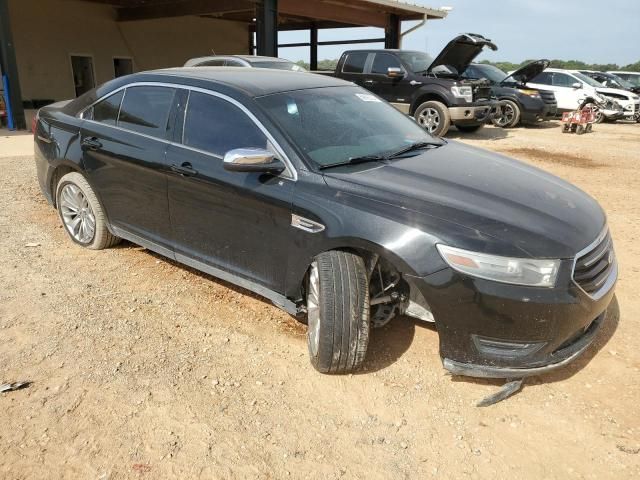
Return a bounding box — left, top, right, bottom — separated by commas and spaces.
385, 13, 401, 49
0, 0, 25, 129
310, 24, 318, 71
256, 0, 278, 57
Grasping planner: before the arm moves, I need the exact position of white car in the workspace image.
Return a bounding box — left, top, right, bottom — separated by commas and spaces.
608, 71, 640, 88
527, 68, 639, 121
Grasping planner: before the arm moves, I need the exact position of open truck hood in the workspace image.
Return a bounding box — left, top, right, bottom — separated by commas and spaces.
502, 59, 550, 85
428, 33, 497, 75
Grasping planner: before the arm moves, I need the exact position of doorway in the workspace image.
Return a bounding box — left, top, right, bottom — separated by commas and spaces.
114, 57, 134, 78
70, 55, 96, 97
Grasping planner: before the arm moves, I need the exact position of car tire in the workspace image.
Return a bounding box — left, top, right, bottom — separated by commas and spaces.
455, 124, 484, 133
56, 172, 120, 250
306, 250, 370, 374
414, 101, 451, 136
491, 99, 521, 128
583, 103, 604, 124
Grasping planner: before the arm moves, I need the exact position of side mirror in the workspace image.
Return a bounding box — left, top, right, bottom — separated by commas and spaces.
572, 82, 582, 89
387, 67, 405, 79
223, 148, 286, 174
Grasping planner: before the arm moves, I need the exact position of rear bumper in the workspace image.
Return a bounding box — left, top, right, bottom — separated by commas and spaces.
409, 257, 617, 379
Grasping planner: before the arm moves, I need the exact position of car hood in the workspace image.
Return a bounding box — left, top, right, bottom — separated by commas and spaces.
595, 86, 637, 100
502, 59, 550, 85
322, 141, 605, 258
428, 33, 498, 75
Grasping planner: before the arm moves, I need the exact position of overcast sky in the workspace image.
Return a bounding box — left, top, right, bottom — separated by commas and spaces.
279, 0, 639, 66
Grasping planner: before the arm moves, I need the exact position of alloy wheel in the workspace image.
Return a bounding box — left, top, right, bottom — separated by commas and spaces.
307, 261, 321, 357
418, 108, 440, 133
496, 104, 515, 127
60, 184, 96, 244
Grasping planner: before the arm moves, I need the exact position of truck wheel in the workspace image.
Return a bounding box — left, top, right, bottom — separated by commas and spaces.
456, 124, 484, 133
56, 172, 120, 250
306, 251, 370, 374
414, 101, 451, 136
491, 100, 521, 128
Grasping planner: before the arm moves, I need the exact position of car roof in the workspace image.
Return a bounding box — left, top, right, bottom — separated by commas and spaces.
144, 67, 351, 97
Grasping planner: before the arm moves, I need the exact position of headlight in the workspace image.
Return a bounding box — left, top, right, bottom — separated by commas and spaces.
436, 244, 560, 287
517, 89, 541, 99
451, 86, 473, 102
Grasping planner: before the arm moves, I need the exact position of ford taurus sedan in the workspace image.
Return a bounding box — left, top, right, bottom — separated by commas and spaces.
34, 68, 616, 377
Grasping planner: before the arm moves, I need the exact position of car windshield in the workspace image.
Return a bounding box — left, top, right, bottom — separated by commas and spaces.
606, 74, 634, 89
397, 51, 435, 73
253, 61, 306, 72
469, 64, 507, 83
572, 72, 604, 88
618, 74, 640, 87
256, 86, 436, 168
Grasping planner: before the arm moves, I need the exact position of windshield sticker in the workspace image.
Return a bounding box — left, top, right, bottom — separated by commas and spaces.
355, 93, 382, 103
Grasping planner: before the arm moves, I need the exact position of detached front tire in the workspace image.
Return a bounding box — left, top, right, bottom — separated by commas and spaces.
56, 172, 120, 250
306, 251, 370, 374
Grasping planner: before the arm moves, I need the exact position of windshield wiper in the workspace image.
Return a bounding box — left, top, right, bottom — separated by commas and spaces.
318, 155, 387, 170
386, 140, 445, 159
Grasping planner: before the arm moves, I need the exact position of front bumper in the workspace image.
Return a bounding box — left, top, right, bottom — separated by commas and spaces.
409, 258, 616, 379
520, 98, 557, 123
450, 100, 502, 123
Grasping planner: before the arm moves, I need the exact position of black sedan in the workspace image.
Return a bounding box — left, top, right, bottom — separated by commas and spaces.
34, 68, 616, 378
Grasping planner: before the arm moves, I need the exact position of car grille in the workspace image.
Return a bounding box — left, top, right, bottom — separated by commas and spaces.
539, 90, 557, 105
473, 85, 492, 101
573, 230, 615, 296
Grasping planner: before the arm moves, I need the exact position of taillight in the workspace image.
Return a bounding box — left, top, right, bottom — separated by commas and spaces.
31, 111, 39, 134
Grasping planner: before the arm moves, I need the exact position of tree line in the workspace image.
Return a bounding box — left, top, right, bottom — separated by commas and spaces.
296, 59, 640, 72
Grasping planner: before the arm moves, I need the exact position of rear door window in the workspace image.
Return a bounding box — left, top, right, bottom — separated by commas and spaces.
118, 86, 177, 139
84, 90, 124, 125
182, 91, 267, 157
371, 53, 402, 75
552, 73, 575, 87
342, 53, 368, 74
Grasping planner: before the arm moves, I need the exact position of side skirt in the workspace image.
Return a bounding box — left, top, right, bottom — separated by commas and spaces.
111, 226, 300, 316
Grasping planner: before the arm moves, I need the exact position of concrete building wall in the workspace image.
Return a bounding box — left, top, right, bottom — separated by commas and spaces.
9, 0, 248, 102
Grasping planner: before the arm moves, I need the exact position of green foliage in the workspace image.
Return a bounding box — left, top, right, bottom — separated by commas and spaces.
295, 59, 338, 71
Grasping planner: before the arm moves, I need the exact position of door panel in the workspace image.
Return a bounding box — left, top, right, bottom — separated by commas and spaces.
369, 53, 412, 103
80, 85, 178, 251
81, 123, 173, 249
166, 91, 295, 292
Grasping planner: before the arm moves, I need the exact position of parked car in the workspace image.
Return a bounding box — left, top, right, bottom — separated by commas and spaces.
463, 60, 557, 128
607, 71, 640, 88
580, 70, 640, 97
34, 69, 616, 378
325, 33, 501, 136
527, 68, 639, 122
184, 55, 306, 71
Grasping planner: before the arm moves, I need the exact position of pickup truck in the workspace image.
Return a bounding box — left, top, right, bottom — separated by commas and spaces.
325, 33, 500, 136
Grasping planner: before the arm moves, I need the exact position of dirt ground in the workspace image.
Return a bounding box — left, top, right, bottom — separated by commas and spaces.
1, 121, 639, 479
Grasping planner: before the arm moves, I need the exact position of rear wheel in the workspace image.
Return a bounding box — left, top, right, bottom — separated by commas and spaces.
56, 172, 120, 250
414, 101, 451, 136
491, 99, 521, 128
306, 251, 370, 374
